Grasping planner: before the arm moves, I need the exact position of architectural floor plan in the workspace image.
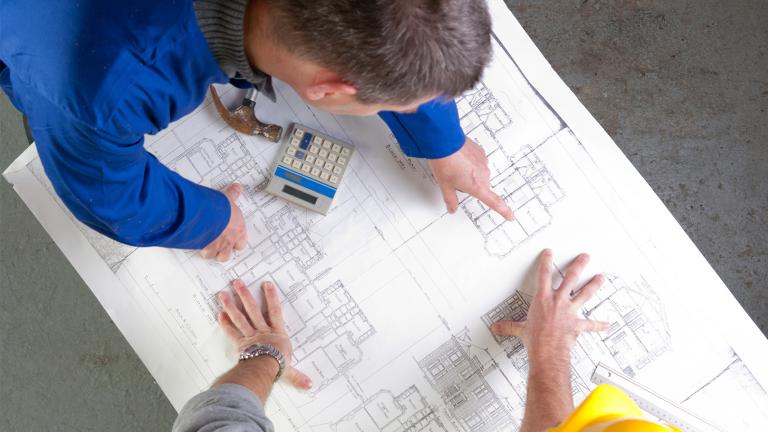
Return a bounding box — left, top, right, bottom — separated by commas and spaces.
5, 1, 768, 430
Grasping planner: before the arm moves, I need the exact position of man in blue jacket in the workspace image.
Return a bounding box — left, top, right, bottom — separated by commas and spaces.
0, 0, 513, 262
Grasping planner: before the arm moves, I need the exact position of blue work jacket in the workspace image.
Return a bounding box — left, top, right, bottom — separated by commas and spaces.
0, 0, 465, 249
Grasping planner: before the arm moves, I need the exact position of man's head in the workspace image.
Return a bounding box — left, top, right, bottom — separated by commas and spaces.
245, 0, 492, 115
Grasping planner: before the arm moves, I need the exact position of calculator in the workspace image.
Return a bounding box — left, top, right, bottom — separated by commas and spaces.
265, 123, 354, 214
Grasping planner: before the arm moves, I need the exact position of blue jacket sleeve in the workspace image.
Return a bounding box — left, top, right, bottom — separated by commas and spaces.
30, 107, 231, 250
378, 98, 465, 159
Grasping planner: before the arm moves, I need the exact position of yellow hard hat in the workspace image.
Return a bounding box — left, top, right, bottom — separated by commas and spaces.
549, 384, 680, 432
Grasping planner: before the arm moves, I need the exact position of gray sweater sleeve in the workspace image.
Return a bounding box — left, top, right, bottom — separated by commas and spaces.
172, 384, 274, 432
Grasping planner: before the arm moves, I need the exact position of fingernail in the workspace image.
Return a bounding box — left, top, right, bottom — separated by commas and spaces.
304, 377, 313, 389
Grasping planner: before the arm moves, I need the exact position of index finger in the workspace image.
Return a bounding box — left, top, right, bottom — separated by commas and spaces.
474, 187, 514, 221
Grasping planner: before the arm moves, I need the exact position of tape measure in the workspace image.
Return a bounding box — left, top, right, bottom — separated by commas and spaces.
591, 363, 726, 432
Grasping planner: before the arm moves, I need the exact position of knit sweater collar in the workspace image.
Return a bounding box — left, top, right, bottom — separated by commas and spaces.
194, 0, 276, 101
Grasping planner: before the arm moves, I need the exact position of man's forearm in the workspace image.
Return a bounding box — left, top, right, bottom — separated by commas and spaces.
213, 357, 279, 403
521, 352, 574, 432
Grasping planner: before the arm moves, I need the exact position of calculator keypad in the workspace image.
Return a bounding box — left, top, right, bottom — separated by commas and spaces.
278, 125, 353, 189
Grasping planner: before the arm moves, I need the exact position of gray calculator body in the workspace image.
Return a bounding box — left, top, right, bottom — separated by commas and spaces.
265, 123, 354, 214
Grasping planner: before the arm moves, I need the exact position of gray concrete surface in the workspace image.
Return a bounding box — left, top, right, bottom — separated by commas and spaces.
1, 1, 766, 430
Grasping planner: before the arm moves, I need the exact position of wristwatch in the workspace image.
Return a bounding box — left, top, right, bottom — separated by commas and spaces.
239, 343, 286, 382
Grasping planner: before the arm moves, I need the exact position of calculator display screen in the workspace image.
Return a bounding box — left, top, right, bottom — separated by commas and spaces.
282, 184, 318, 204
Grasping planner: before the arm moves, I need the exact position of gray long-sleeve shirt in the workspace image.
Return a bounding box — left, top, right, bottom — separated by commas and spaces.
172, 385, 273, 432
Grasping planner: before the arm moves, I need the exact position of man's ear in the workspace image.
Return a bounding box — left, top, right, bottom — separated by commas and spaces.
305, 81, 357, 101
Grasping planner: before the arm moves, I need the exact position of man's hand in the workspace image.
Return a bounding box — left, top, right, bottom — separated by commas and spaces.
217, 279, 313, 391
491, 249, 609, 360
491, 249, 608, 432
428, 138, 514, 220
201, 184, 248, 262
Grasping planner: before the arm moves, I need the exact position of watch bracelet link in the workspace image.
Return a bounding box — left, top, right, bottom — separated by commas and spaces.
238, 343, 286, 382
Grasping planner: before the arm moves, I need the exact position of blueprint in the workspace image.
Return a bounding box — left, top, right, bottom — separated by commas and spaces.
4, 1, 768, 430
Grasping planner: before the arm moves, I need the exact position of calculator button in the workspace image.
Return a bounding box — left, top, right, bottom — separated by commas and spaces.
331, 144, 342, 153
311, 167, 321, 176
295, 150, 306, 160
292, 160, 302, 169
341, 147, 351, 156
324, 162, 334, 171
319, 149, 329, 158
322, 139, 333, 149
282, 156, 293, 165
337, 156, 347, 166
312, 136, 323, 145
309, 145, 319, 154
306, 155, 316, 163
330, 175, 340, 185
286, 147, 297, 156
320, 172, 330, 181
314, 158, 324, 166
332, 166, 342, 175
328, 153, 338, 162
301, 163, 312, 173
293, 129, 305, 138
290, 137, 300, 146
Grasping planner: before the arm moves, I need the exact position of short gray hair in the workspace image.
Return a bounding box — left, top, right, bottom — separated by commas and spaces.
265, 0, 492, 104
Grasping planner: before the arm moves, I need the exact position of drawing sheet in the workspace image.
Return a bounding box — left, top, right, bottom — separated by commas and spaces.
4, 1, 768, 430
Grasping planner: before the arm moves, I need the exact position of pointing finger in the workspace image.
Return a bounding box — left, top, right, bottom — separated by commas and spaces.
475, 187, 513, 221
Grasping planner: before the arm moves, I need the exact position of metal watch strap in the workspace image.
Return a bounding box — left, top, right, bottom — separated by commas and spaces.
238, 343, 286, 382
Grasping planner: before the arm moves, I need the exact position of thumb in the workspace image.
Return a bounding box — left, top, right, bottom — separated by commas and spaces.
281, 367, 313, 391
440, 184, 460, 214
223, 183, 242, 202
490, 320, 526, 337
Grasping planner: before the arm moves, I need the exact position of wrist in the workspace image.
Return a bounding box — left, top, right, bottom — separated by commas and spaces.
527, 340, 572, 370
239, 342, 286, 381
241, 355, 280, 377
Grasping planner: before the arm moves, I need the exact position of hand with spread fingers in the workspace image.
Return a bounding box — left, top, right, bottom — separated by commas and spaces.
215, 279, 312, 399
490, 249, 608, 359
201, 183, 248, 263
491, 249, 609, 432
428, 137, 514, 221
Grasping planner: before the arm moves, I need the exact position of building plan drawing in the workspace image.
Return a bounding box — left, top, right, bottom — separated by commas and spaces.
4, 1, 768, 431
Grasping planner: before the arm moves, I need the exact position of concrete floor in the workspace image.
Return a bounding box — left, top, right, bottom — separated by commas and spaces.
1, 1, 766, 430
